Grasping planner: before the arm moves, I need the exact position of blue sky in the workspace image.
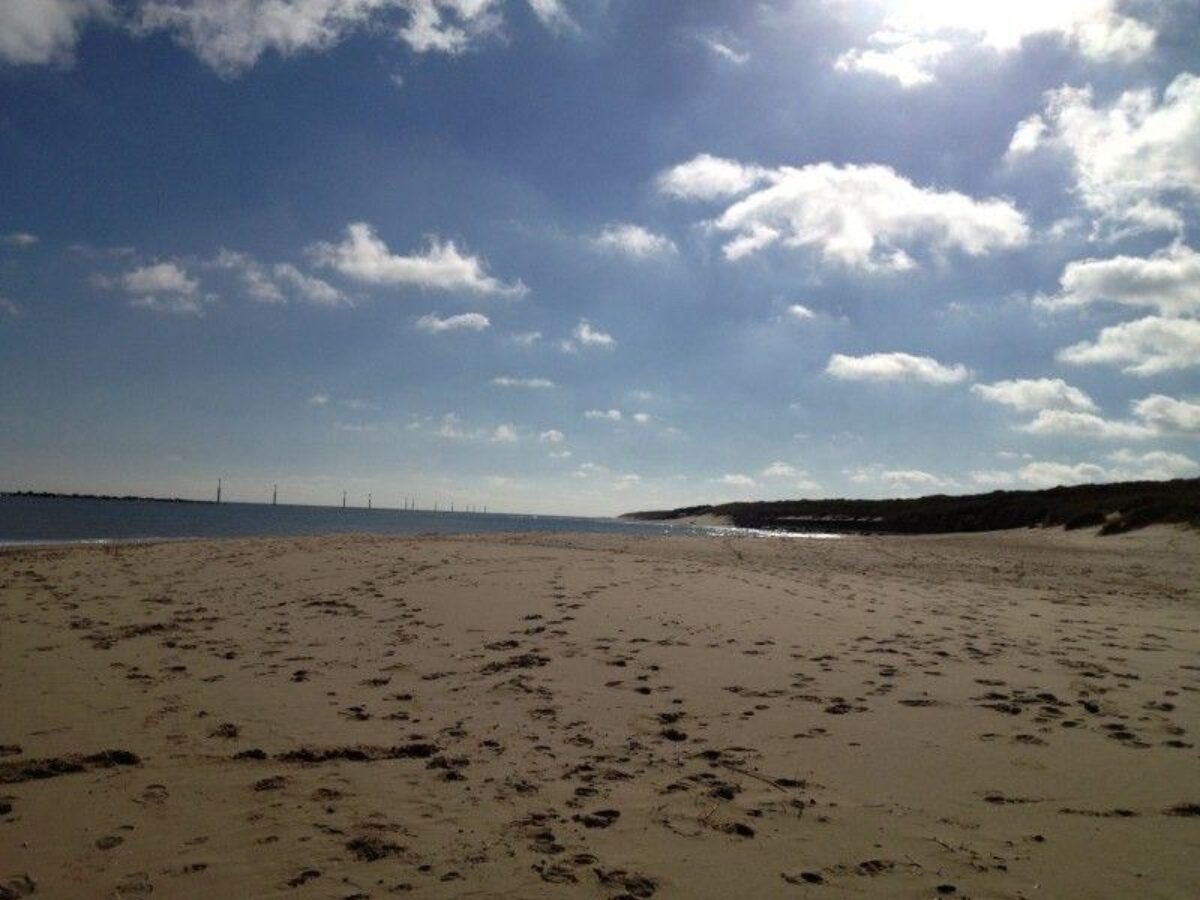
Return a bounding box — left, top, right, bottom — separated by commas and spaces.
1, 0, 1198, 515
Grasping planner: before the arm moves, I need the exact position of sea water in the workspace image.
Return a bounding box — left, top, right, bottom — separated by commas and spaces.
0, 494, 722, 545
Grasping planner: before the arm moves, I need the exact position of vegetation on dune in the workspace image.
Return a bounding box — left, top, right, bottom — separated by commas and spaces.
623, 479, 1200, 536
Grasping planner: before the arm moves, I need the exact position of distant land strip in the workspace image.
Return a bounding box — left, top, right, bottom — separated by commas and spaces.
622, 479, 1200, 536
2, 491, 213, 505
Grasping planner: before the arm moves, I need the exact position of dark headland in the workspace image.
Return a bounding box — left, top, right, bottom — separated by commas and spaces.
622, 478, 1200, 535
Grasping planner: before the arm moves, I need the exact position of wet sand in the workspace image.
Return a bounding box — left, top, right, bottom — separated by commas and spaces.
1, 527, 1198, 899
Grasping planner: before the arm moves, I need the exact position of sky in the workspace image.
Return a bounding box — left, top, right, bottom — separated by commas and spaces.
1, 0, 1198, 516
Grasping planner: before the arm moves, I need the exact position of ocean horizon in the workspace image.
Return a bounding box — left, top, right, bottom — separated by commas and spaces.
0, 493, 720, 545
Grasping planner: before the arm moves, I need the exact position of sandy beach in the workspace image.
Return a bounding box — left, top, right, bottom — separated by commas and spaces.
1, 527, 1198, 899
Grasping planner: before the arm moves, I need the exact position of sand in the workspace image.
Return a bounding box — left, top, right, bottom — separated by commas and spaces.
1, 527, 1198, 899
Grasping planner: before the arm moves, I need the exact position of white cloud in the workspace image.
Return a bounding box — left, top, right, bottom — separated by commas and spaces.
309, 393, 331, 405
592, 223, 677, 259
415, 311, 490, 333
847, 464, 954, 492
119, 261, 209, 315
134, 0, 510, 75
573, 319, 615, 347
123, 261, 196, 296
1036, 243, 1200, 317
274, 262, 349, 307
1020, 409, 1155, 440
506, 330, 541, 345
396, 0, 503, 54
538, 429, 564, 443
334, 421, 376, 432
785, 303, 815, 321
834, 36, 950, 88
971, 378, 1096, 412
1007, 114, 1048, 158
525, 0, 575, 33
436, 412, 472, 439
700, 34, 748, 65
1057, 316, 1200, 376
1018, 460, 1108, 488
491, 423, 518, 443
631, 412, 651, 424
656, 153, 767, 201
1106, 449, 1199, 481
0, 0, 105, 66
216, 250, 348, 307
660, 156, 1028, 269
881, 469, 949, 489
0, 296, 20, 316
1132, 394, 1200, 434
584, 409, 621, 422
491, 376, 554, 388
715, 473, 756, 487
1008, 74, 1200, 235
5, 0, 577, 74
826, 352, 970, 384
2, 232, 39, 247
761, 461, 798, 478
312, 222, 525, 296
1016, 451, 1198, 487
971, 469, 1018, 487
836, 2, 1154, 89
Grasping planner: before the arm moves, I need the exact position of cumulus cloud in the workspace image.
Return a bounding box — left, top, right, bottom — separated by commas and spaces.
1018, 460, 1109, 488
311, 222, 526, 296
1106, 449, 1199, 481
491, 376, 554, 388
847, 464, 955, 492
836, 2, 1154, 89
834, 36, 951, 88
2, 232, 39, 247
0, 0, 107, 66
971, 378, 1096, 412
309, 393, 331, 405
584, 409, 621, 422
216, 250, 349, 307
1007, 74, 1200, 236
826, 352, 970, 384
1016, 451, 1198, 487
631, 412, 651, 424
538, 429, 564, 443
491, 423, 518, 443
592, 223, 677, 259
784, 304, 815, 321
415, 311, 490, 333
135, 0, 512, 75
1057, 316, 1200, 376
525, 0, 575, 33
119, 261, 210, 315
761, 461, 798, 478
714, 473, 756, 487
572, 319, 615, 348
1020, 409, 1155, 440
1036, 243, 1200, 317
659, 156, 1027, 269
4, 0, 578, 74
1132, 394, 1200, 434
656, 153, 766, 201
